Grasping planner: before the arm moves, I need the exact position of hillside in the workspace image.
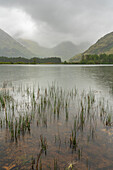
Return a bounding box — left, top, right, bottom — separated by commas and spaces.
18, 39, 90, 61
18, 39, 50, 57
70, 31, 113, 62
84, 32, 113, 55
0, 29, 34, 58
52, 41, 81, 61
0, 28, 90, 60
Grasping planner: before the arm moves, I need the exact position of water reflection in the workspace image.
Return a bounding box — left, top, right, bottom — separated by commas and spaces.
0, 65, 113, 169
1, 65, 113, 90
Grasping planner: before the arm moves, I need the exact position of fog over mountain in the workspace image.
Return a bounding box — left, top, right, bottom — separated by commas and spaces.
0, 28, 89, 60
18, 38, 90, 61
0, 0, 113, 47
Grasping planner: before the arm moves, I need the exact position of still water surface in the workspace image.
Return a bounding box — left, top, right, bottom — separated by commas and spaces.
0, 64, 113, 89
0, 65, 113, 169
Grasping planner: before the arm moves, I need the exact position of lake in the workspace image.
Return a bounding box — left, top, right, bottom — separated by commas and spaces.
0, 64, 113, 169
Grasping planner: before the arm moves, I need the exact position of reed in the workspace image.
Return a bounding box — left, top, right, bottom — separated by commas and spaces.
0, 81, 113, 169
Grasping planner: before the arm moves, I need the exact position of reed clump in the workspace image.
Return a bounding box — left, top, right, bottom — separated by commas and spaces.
0, 81, 113, 169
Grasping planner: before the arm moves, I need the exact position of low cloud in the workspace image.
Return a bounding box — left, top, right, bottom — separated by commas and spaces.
0, 0, 113, 47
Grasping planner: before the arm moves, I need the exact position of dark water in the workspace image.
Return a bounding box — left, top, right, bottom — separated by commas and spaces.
0, 64, 113, 169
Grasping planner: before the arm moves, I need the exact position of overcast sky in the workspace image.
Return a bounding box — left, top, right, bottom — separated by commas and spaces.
0, 0, 113, 47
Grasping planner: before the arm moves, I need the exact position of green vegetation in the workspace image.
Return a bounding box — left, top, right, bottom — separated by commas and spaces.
84, 32, 113, 55
0, 56, 61, 64
70, 31, 113, 63
80, 54, 113, 64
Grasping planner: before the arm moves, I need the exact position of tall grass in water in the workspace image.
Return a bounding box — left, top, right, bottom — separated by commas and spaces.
0, 82, 113, 169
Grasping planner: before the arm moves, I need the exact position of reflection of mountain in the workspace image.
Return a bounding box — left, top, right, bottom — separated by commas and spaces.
0, 29, 34, 58
83, 66, 113, 92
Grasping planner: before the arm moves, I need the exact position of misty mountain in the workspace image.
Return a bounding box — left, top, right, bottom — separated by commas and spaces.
0, 29, 34, 58
70, 31, 113, 62
0, 28, 90, 61
18, 39, 90, 61
18, 38, 50, 57
51, 41, 89, 61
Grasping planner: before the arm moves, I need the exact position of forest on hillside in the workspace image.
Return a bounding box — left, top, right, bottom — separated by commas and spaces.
80, 54, 113, 64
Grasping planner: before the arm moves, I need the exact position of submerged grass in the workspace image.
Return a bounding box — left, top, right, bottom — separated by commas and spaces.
0, 82, 113, 169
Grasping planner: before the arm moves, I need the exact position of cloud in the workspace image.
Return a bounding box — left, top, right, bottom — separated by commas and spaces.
0, 7, 37, 38
0, 0, 113, 47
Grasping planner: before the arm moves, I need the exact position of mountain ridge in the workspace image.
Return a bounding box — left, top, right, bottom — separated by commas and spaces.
0, 28, 90, 61
70, 31, 113, 62
18, 38, 90, 61
84, 32, 113, 55
0, 29, 34, 58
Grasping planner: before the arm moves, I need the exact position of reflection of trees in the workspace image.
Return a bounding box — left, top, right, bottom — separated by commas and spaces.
83, 66, 113, 89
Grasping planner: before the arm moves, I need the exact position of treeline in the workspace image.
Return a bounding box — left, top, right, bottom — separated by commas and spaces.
80, 54, 113, 64
0, 56, 61, 64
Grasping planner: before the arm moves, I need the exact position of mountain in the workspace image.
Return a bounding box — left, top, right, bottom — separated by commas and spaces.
69, 53, 83, 63
70, 31, 113, 62
51, 41, 84, 61
18, 38, 50, 57
84, 32, 113, 55
0, 29, 34, 58
18, 39, 90, 61
0, 28, 90, 61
